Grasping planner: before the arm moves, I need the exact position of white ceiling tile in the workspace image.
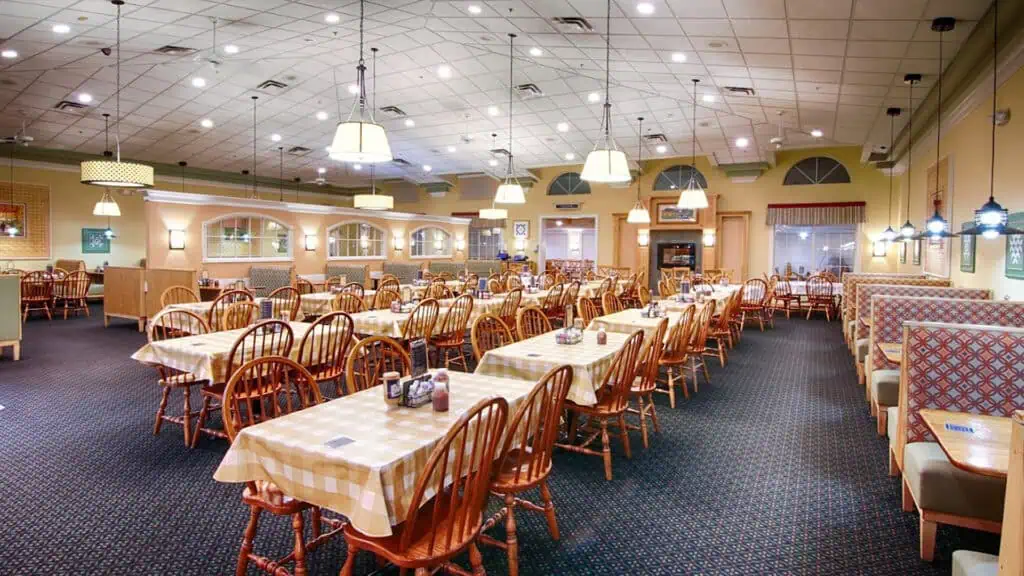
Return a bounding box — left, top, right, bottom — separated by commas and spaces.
737, 37, 790, 54
664, 0, 727, 18
791, 39, 847, 56
792, 55, 844, 70
786, 0, 854, 19
743, 53, 793, 68
731, 19, 789, 38
850, 20, 919, 41
844, 57, 901, 73
722, 0, 786, 19
846, 41, 910, 58
852, 0, 928, 20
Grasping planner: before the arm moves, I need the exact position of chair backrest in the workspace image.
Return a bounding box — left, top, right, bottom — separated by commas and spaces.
577, 298, 599, 327
498, 288, 522, 324
775, 280, 792, 297
222, 301, 259, 331
63, 270, 92, 299
539, 273, 554, 290
297, 311, 355, 382
595, 276, 613, 298
268, 286, 302, 320
601, 292, 623, 315
497, 365, 574, 486
506, 275, 523, 291
341, 282, 365, 300
688, 302, 716, 353
379, 277, 400, 292
516, 306, 551, 341
436, 294, 473, 340
402, 298, 440, 341
373, 289, 401, 310
471, 311, 514, 358
222, 356, 323, 443
21, 271, 53, 300
208, 289, 254, 331
294, 278, 315, 295
662, 304, 696, 360
596, 330, 645, 411
806, 275, 832, 298
634, 318, 668, 393
488, 277, 505, 294
325, 276, 345, 291
226, 320, 294, 382
332, 292, 366, 314
741, 279, 767, 306
561, 281, 580, 309
637, 285, 651, 307
426, 283, 452, 300
400, 396, 508, 558
148, 309, 210, 343
345, 336, 411, 394
542, 283, 564, 315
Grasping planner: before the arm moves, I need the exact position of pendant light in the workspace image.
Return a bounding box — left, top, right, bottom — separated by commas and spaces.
3, 144, 18, 237
900, 74, 920, 239
494, 31, 525, 204
248, 96, 258, 199
580, 0, 631, 183
90, 113, 120, 217
329, 0, 392, 164
920, 18, 958, 239
353, 47, 394, 210
80, 0, 153, 188
882, 107, 900, 242
677, 79, 709, 209
626, 116, 650, 224
179, 161, 187, 192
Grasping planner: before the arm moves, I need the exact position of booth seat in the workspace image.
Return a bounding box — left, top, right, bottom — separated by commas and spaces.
840, 273, 926, 348
895, 322, 1024, 561
325, 264, 367, 287
0, 274, 21, 360
382, 262, 421, 285
951, 551, 998, 576
850, 278, 952, 364
249, 266, 293, 298
427, 261, 464, 278
464, 260, 498, 278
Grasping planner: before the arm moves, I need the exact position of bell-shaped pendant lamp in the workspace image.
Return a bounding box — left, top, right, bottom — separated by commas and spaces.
93, 189, 121, 216
580, 0, 631, 184
626, 116, 651, 225
80, 1, 153, 188
881, 107, 901, 243
678, 79, 709, 209
915, 18, 958, 240
352, 48, 395, 210
900, 74, 920, 240
494, 31, 525, 204
329, 0, 392, 164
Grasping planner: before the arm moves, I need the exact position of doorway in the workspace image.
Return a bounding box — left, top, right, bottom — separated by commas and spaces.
538, 215, 598, 274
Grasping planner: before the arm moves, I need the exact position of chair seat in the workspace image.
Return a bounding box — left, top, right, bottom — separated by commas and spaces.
429, 334, 464, 347
492, 449, 550, 492
242, 480, 308, 514
343, 497, 481, 564
159, 372, 208, 388
855, 338, 868, 364
903, 442, 1006, 521
870, 369, 900, 406
951, 550, 998, 576
564, 395, 621, 416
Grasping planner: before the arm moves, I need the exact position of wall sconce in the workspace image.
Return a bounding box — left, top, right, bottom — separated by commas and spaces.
455, 238, 466, 251
514, 238, 526, 251
393, 236, 404, 251
702, 228, 716, 247
168, 229, 186, 250
305, 234, 318, 251
872, 240, 887, 257
638, 229, 650, 247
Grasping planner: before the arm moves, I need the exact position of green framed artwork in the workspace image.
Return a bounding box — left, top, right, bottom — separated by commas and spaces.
81, 228, 111, 254
912, 239, 921, 265
959, 221, 975, 273
899, 241, 907, 264
1006, 211, 1024, 280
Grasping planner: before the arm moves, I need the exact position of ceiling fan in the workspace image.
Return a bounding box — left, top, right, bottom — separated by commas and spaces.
1, 122, 34, 146
766, 110, 831, 151
188, 18, 252, 78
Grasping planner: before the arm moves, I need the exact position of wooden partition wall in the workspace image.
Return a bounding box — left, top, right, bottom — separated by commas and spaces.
103, 266, 197, 331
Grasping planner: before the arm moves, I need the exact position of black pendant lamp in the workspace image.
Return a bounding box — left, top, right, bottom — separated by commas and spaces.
900, 74, 920, 239
882, 107, 900, 243
919, 17, 958, 240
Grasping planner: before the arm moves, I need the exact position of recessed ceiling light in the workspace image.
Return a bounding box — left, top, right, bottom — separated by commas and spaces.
487, 105, 500, 116
422, 164, 432, 172
270, 133, 281, 142
191, 77, 207, 88
77, 92, 93, 104
587, 92, 601, 103
353, 163, 362, 170
488, 158, 499, 166
447, 145, 457, 152
564, 152, 576, 161
200, 118, 214, 128
702, 93, 716, 103
671, 52, 686, 63
437, 65, 452, 79
316, 111, 328, 121
404, 118, 415, 127
325, 13, 340, 24
347, 84, 359, 94
223, 44, 239, 54
556, 122, 569, 132
636, 2, 655, 15
530, 47, 543, 57
810, 129, 823, 138
1, 49, 17, 59
52, 24, 71, 34
655, 144, 667, 154
467, 4, 482, 14
317, 167, 326, 174
735, 137, 749, 148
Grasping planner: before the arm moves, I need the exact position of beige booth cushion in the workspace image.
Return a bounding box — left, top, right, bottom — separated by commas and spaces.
951, 550, 998, 576
856, 338, 869, 364
903, 442, 1006, 521
870, 370, 900, 406
887, 407, 897, 448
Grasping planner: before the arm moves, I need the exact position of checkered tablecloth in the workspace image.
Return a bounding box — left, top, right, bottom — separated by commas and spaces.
587, 308, 681, 341
785, 281, 842, 296
436, 296, 504, 323
293, 292, 334, 317
518, 289, 552, 308
157, 298, 269, 332
474, 330, 629, 406
212, 371, 535, 537
578, 279, 628, 299
131, 321, 328, 383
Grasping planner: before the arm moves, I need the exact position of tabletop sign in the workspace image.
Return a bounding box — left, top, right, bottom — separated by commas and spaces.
944, 422, 976, 434
260, 299, 273, 320
410, 339, 428, 377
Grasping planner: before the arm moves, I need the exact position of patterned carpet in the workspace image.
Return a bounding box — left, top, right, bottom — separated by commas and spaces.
0, 307, 999, 575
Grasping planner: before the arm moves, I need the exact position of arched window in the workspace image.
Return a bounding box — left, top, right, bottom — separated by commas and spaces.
410, 226, 452, 258
783, 157, 851, 185
203, 214, 292, 262
548, 172, 590, 195
653, 165, 708, 191
327, 221, 386, 260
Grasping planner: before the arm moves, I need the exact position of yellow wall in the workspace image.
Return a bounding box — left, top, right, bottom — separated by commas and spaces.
896, 65, 1024, 300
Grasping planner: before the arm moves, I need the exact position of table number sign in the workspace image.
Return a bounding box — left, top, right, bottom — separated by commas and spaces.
410, 339, 428, 377
945, 423, 976, 434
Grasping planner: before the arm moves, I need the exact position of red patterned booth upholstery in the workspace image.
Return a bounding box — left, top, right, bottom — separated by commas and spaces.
841, 274, 931, 350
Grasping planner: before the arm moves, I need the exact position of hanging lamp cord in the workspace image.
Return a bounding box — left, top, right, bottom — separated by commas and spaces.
371, 46, 378, 195
691, 79, 698, 185
114, 0, 122, 162
602, 0, 612, 140
507, 31, 515, 179
252, 96, 257, 198
906, 80, 913, 221
636, 117, 643, 201
934, 28, 944, 211
888, 111, 894, 226
989, 0, 998, 201
279, 147, 284, 202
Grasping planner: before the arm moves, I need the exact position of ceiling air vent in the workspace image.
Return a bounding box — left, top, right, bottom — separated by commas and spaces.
867, 145, 890, 163
724, 86, 756, 96
55, 100, 88, 111
154, 45, 195, 55
875, 160, 896, 169
391, 158, 412, 166
379, 105, 406, 117
644, 133, 668, 143
515, 83, 543, 98
287, 146, 311, 156
256, 79, 288, 91
554, 202, 582, 211
551, 17, 593, 33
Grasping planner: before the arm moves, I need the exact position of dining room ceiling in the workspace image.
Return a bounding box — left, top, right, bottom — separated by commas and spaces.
0, 0, 993, 185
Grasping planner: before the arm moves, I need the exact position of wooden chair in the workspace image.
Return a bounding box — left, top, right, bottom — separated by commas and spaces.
498, 288, 522, 329
268, 286, 302, 321
340, 396, 508, 576
209, 290, 254, 331
225, 356, 342, 576
341, 282, 364, 300
296, 311, 355, 397
425, 283, 452, 300
192, 320, 294, 447
705, 293, 735, 367
401, 298, 440, 347
576, 298, 599, 328
437, 271, 454, 281
344, 336, 411, 394
324, 276, 345, 292
627, 318, 667, 448
516, 306, 551, 341
601, 292, 623, 316
728, 285, 746, 344
146, 309, 211, 446
480, 365, 574, 576
20, 271, 54, 321
294, 278, 315, 295
372, 289, 401, 310
739, 278, 768, 331
560, 281, 580, 318
686, 302, 716, 393
542, 283, 564, 323
772, 279, 797, 318
379, 276, 400, 293
471, 313, 514, 362
655, 304, 696, 407
160, 285, 199, 308
487, 277, 504, 294
637, 285, 651, 307
506, 275, 523, 291
332, 292, 366, 314
222, 301, 259, 331
538, 273, 554, 290
555, 330, 645, 480
59, 270, 91, 319
430, 294, 473, 371
805, 275, 833, 321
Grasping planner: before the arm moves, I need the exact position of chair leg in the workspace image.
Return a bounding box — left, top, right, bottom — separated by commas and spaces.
919, 517, 937, 561
636, 396, 649, 449
666, 368, 677, 407
902, 478, 914, 513
599, 419, 612, 481
291, 511, 308, 576
192, 396, 211, 449
701, 357, 710, 384
539, 480, 560, 540
690, 358, 699, 394
311, 507, 322, 539
646, 394, 660, 433
469, 542, 485, 576
717, 342, 726, 367
504, 493, 519, 576
617, 414, 631, 459
888, 449, 899, 477
182, 386, 193, 447
340, 544, 358, 576
236, 505, 261, 576
153, 387, 170, 436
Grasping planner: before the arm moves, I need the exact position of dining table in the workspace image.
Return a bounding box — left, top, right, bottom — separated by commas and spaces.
879, 342, 901, 364
586, 308, 681, 341
213, 371, 536, 537
919, 409, 1013, 478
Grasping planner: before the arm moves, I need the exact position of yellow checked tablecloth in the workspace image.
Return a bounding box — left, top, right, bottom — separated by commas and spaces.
436, 296, 505, 322
293, 292, 335, 317
474, 330, 629, 406
518, 289, 553, 308
579, 279, 628, 299
158, 298, 269, 332
587, 309, 681, 341
213, 371, 535, 537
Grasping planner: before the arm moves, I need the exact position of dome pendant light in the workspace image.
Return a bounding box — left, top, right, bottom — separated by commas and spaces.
626, 116, 651, 224
80, 0, 153, 188
330, 0, 392, 164
677, 79, 709, 209
919, 18, 958, 240
580, 0, 631, 183
882, 107, 901, 243
900, 74, 920, 239
494, 30, 525, 204
92, 114, 120, 217
353, 47, 394, 210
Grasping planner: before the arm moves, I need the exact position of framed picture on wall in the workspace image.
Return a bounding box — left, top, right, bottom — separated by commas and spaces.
81, 228, 111, 254
1006, 211, 1024, 280
654, 201, 698, 224
959, 222, 975, 273
513, 220, 529, 239
912, 239, 922, 265
0, 202, 26, 237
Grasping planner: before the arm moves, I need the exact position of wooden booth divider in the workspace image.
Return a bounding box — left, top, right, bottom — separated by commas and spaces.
103, 266, 197, 332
